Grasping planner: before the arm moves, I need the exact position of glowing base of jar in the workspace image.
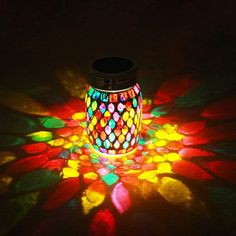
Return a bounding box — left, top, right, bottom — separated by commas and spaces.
90, 144, 138, 158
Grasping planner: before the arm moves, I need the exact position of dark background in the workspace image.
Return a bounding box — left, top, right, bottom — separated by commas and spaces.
0, 0, 235, 94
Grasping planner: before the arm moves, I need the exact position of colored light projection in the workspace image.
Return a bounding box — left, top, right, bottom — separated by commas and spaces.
0, 72, 236, 235
85, 83, 142, 155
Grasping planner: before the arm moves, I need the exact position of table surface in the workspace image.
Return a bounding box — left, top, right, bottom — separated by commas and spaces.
0, 1, 236, 236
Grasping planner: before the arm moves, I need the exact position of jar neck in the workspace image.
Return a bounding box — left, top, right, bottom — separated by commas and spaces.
93, 85, 134, 93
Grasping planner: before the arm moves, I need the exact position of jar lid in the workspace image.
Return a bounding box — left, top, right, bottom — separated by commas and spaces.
89, 57, 137, 91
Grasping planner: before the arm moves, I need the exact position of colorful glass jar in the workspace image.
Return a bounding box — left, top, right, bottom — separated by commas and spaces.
85, 57, 142, 155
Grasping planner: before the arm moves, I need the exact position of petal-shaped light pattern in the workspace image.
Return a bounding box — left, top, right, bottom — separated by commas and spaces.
42, 159, 65, 171
0, 89, 49, 116
201, 161, 236, 184
111, 182, 131, 214
21, 143, 48, 155
138, 170, 158, 183
201, 96, 236, 120
183, 123, 236, 146
43, 178, 80, 210
0, 151, 16, 165
27, 131, 53, 142
178, 121, 206, 135
39, 117, 65, 129
154, 75, 199, 105
89, 209, 115, 236
0, 135, 26, 148
82, 181, 107, 214
179, 148, 215, 159
49, 103, 77, 120
0, 176, 13, 195
203, 141, 236, 157
0, 192, 39, 236
175, 76, 235, 108
158, 177, 192, 205
12, 170, 60, 193
172, 160, 213, 181
6, 154, 48, 175
0, 109, 39, 134
56, 69, 87, 99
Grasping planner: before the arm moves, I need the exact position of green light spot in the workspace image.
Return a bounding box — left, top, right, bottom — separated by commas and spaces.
80, 122, 86, 128
106, 164, 116, 170
108, 133, 116, 142
102, 173, 119, 185
39, 117, 65, 128
28, 131, 53, 142
104, 139, 111, 149
139, 138, 145, 146
123, 141, 129, 149
88, 107, 93, 117
91, 101, 98, 111
124, 160, 135, 165
132, 98, 138, 107
96, 138, 102, 147
108, 119, 116, 129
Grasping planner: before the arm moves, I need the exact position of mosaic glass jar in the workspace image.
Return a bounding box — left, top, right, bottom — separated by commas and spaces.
85, 57, 142, 155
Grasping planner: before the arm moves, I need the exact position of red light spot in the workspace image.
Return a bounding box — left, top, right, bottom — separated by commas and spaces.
201, 96, 236, 120
43, 178, 80, 210
201, 161, 236, 184
179, 148, 215, 158
89, 209, 115, 236
172, 160, 213, 181
21, 143, 48, 154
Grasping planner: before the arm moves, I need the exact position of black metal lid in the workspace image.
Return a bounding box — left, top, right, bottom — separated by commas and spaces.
89, 57, 137, 91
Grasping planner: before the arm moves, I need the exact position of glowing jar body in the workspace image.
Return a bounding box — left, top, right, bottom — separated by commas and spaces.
85, 57, 142, 155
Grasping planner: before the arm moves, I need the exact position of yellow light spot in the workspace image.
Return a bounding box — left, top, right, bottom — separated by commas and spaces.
167, 132, 184, 141
0, 152, 16, 165
164, 153, 182, 162
72, 112, 86, 120
144, 156, 153, 163
63, 142, 73, 149
81, 181, 106, 214
127, 118, 133, 128
118, 134, 125, 143
146, 176, 159, 183
84, 172, 98, 180
79, 154, 89, 160
163, 124, 177, 133
104, 111, 111, 117
92, 116, 97, 126
158, 177, 192, 205
89, 123, 94, 131
48, 138, 64, 146
67, 160, 80, 169
138, 170, 157, 180
86, 96, 91, 107
153, 155, 166, 162
156, 163, 173, 174
155, 130, 169, 139
134, 114, 138, 124
91, 101, 97, 111
61, 167, 79, 178
155, 140, 167, 147
69, 135, 79, 142
130, 108, 135, 118
142, 119, 152, 125
0, 176, 13, 194
122, 111, 129, 121
122, 126, 129, 135
100, 118, 107, 127
147, 143, 156, 149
